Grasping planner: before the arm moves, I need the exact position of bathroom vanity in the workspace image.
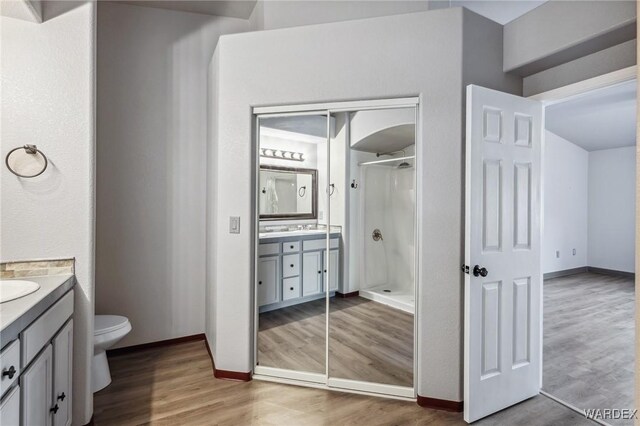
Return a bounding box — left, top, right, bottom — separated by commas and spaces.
0, 275, 75, 426
258, 231, 340, 312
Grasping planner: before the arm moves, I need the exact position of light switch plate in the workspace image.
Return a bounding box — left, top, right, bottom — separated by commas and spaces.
230, 216, 240, 234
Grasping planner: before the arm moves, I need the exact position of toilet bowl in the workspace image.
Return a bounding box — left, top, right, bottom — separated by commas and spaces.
93, 315, 131, 392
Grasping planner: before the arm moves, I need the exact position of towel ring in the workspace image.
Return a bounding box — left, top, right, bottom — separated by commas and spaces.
329, 183, 335, 196
298, 186, 306, 197
5, 145, 48, 178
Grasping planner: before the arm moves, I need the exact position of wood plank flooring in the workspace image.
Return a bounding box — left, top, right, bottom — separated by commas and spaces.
258, 296, 413, 386
93, 340, 592, 425
543, 272, 635, 426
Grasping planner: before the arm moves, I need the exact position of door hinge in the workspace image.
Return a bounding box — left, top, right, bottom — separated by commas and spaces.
461, 264, 470, 274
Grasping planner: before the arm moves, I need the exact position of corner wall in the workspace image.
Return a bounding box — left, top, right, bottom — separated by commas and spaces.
542, 131, 589, 274
96, 2, 249, 348
588, 146, 636, 272
208, 7, 523, 403
0, 3, 96, 424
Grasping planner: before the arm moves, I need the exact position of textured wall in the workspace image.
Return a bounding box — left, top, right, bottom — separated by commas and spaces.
0, 3, 96, 424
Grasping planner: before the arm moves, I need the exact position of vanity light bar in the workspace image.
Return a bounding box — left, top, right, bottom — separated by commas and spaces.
260, 148, 305, 162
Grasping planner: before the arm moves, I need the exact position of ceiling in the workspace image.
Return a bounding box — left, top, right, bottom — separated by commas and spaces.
450, 0, 548, 25
113, 0, 546, 24
546, 79, 637, 152
117, 1, 257, 19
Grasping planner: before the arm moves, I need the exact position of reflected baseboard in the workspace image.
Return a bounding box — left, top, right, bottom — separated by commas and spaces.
107, 333, 205, 357
336, 290, 359, 298
417, 395, 463, 412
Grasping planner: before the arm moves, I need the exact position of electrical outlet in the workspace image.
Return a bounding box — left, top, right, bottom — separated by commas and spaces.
556, 250, 560, 258
572, 248, 576, 256
229, 216, 240, 234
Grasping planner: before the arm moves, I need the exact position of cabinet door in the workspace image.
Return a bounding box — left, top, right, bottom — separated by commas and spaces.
258, 257, 279, 306
53, 320, 73, 426
325, 249, 340, 291
302, 251, 323, 297
0, 385, 20, 426
22, 344, 53, 426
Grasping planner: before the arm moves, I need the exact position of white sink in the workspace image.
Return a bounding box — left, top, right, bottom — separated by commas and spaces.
0, 280, 40, 303
259, 229, 326, 239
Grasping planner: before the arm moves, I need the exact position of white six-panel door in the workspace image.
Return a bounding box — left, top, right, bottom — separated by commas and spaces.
464, 85, 543, 422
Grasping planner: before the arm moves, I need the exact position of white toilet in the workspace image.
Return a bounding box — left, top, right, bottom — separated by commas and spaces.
93, 315, 132, 392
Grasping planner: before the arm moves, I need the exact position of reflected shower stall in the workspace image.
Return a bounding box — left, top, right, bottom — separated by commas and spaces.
357, 152, 415, 313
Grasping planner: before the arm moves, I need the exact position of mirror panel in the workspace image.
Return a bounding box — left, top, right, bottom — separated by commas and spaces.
328, 107, 416, 388
256, 113, 328, 375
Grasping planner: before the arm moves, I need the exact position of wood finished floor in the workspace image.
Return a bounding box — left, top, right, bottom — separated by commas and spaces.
543, 272, 635, 425
94, 340, 591, 425
258, 296, 413, 386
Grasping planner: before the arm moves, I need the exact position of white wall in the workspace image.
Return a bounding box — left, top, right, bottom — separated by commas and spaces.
0, 2, 96, 424
249, 0, 430, 31
588, 146, 636, 272
207, 8, 519, 402
96, 2, 249, 347
542, 131, 589, 273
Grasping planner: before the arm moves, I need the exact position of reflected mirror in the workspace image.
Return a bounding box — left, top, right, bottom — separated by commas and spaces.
259, 166, 317, 220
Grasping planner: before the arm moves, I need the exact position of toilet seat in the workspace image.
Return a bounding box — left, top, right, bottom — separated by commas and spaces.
95, 315, 129, 336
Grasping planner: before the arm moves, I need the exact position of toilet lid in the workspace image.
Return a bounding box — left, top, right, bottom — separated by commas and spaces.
95, 315, 129, 336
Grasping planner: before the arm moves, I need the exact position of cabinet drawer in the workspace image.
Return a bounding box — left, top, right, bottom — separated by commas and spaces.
282, 241, 300, 253
259, 243, 279, 256
303, 238, 339, 251
21, 290, 74, 367
282, 254, 300, 278
0, 340, 20, 398
282, 277, 300, 300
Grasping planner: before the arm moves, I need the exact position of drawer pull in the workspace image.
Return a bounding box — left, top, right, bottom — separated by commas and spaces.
290, 245, 294, 249
2, 366, 16, 379
289, 287, 294, 291
318, 270, 321, 274
290, 264, 294, 268
50, 404, 59, 414
324, 269, 327, 273
258, 281, 262, 285
58, 392, 66, 401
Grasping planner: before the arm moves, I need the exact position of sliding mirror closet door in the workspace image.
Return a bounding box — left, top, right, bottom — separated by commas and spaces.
328, 107, 417, 391
256, 113, 329, 376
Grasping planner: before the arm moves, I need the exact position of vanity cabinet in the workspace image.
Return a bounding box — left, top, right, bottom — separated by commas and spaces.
258, 235, 340, 312
257, 257, 279, 306
302, 252, 322, 297
0, 290, 74, 426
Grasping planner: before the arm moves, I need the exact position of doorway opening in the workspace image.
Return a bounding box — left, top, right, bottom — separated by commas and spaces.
540, 78, 636, 424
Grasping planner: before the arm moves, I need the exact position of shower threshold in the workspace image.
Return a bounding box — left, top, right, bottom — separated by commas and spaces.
359, 285, 414, 314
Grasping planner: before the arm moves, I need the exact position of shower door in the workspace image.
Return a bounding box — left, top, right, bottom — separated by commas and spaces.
327, 106, 418, 396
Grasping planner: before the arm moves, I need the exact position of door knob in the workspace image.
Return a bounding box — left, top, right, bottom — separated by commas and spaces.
473, 265, 488, 277
2, 366, 16, 379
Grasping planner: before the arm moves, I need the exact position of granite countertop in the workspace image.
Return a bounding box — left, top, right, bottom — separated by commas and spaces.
259, 226, 342, 240
0, 274, 75, 343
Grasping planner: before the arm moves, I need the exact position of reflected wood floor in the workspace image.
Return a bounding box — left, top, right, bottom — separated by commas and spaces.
94, 340, 592, 425
258, 296, 413, 386
543, 272, 635, 426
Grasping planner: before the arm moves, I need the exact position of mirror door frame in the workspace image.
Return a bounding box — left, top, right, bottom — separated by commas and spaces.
252, 97, 421, 400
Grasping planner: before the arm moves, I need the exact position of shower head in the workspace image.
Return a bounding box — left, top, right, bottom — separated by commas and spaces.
397, 161, 411, 169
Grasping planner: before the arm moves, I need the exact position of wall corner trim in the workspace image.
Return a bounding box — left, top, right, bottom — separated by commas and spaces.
205, 337, 252, 382
416, 395, 463, 412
